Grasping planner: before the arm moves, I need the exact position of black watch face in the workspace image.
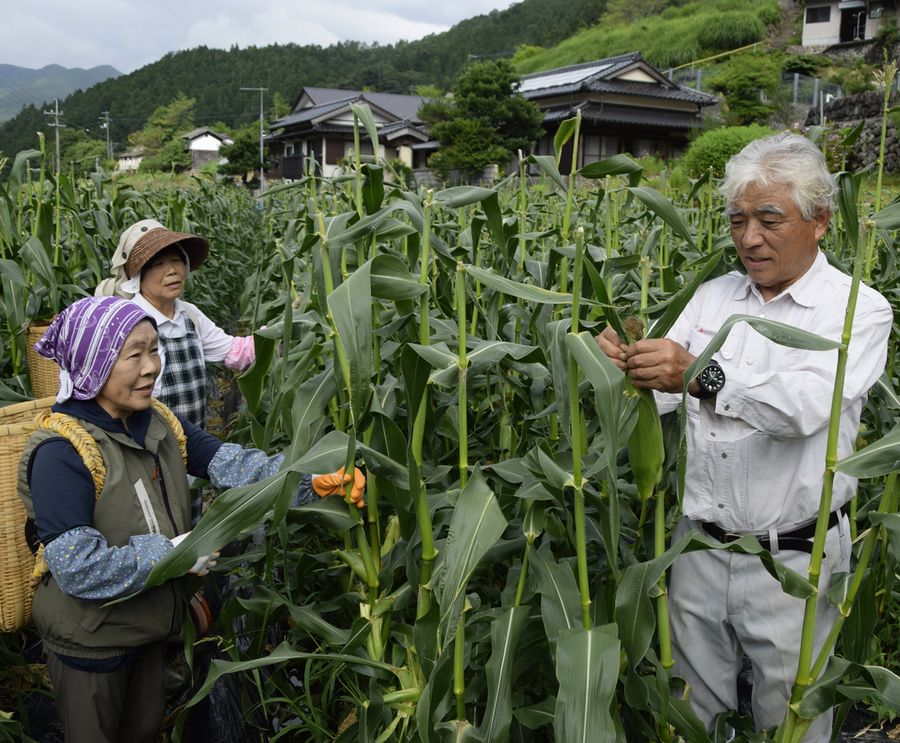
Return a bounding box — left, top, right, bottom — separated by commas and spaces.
699, 363, 726, 393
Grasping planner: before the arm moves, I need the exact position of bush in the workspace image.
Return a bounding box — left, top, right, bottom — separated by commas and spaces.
755, 1, 782, 27
680, 124, 775, 178
696, 12, 765, 51
782, 53, 830, 76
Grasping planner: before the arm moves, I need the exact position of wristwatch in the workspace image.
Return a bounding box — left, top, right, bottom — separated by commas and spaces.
693, 359, 725, 399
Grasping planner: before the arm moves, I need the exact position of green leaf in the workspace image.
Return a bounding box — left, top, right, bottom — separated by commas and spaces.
513, 697, 556, 729
626, 186, 695, 250
578, 153, 643, 187
371, 253, 427, 300
328, 260, 374, 429
287, 496, 359, 532
350, 102, 381, 158
836, 172, 860, 250
360, 164, 384, 215
835, 422, 900, 478
553, 116, 579, 159
464, 264, 573, 305
435, 468, 508, 650
528, 154, 566, 192
646, 250, 725, 340
565, 331, 626, 492
0, 259, 25, 287
797, 655, 900, 719
553, 626, 620, 743
480, 605, 531, 743
529, 546, 580, 642
184, 641, 397, 711
871, 199, 900, 231
238, 331, 276, 415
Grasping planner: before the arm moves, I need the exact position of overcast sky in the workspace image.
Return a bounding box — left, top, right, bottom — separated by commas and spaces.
4, 0, 519, 74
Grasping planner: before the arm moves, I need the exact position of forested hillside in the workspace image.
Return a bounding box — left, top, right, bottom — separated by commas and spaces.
0, 0, 604, 161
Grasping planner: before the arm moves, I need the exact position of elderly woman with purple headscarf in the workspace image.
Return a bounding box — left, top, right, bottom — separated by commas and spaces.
17, 296, 364, 743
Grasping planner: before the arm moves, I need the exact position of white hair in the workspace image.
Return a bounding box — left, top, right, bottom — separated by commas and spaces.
721, 133, 836, 221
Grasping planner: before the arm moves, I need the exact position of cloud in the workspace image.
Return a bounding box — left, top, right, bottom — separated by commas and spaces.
3, 0, 517, 73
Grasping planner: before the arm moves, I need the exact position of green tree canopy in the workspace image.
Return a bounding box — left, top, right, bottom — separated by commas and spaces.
420, 59, 544, 180
219, 123, 264, 182
130, 94, 195, 172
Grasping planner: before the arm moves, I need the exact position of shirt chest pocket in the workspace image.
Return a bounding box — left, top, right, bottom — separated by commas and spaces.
732, 326, 808, 372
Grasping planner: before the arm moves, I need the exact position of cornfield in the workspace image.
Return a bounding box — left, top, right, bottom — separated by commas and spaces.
1, 108, 899, 742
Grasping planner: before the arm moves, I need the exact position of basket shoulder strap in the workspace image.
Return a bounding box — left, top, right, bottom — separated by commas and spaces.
35, 411, 106, 497
150, 399, 187, 465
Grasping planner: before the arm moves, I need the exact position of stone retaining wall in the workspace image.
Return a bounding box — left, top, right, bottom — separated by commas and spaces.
805, 90, 900, 172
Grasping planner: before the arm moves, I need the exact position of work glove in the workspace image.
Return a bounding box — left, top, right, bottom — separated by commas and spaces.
170, 532, 220, 576
311, 467, 366, 509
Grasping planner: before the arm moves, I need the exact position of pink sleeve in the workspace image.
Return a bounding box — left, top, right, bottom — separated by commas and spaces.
223, 336, 256, 370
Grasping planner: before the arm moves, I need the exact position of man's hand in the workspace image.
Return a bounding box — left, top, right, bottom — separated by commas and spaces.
594, 327, 628, 371
625, 338, 696, 393
312, 467, 366, 509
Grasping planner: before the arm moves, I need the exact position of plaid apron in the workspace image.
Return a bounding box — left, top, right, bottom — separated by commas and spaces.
159, 317, 207, 428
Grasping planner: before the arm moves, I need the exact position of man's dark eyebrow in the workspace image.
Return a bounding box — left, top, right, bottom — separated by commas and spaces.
724, 205, 785, 217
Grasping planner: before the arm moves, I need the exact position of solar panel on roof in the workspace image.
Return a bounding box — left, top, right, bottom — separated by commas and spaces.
518, 64, 611, 93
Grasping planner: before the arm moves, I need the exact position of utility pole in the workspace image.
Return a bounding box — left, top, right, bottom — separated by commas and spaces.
44, 98, 65, 173
240, 86, 268, 193
99, 111, 112, 160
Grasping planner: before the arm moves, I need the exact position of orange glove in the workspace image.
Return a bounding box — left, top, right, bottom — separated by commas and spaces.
311, 467, 366, 509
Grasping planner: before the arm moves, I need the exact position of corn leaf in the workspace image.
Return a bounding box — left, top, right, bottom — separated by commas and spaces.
578, 153, 643, 187
835, 422, 900, 478
529, 546, 580, 643
349, 102, 381, 157
553, 625, 620, 743
370, 253, 427, 300
183, 641, 397, 711
479, 605, 531, 743
328, 259, 373, 429
627, 186, 696, 250
435, 468, 507, 651
797, 656, 900, 719
465, 264, 573, 304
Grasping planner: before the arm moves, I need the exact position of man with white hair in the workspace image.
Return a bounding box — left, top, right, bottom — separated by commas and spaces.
596, 133, 892, 740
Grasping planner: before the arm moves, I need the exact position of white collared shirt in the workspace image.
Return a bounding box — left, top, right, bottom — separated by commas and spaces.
130, 294, 235, 397
656, 250, 892, 532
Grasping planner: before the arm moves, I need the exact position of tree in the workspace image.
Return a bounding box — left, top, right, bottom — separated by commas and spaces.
420, 59, 544, 180
708, 55, 781, 126
219, 123, 264, 183
129, 94, 195, 173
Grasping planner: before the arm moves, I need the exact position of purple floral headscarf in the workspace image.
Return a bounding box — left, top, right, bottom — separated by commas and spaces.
35, 296, 155, 403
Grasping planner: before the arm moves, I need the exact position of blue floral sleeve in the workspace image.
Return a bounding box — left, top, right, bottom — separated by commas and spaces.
206, 443, 315, 505
43, 526, 172, 599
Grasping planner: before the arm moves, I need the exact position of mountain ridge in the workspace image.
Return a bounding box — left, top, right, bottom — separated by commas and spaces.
0, 63, 121, 122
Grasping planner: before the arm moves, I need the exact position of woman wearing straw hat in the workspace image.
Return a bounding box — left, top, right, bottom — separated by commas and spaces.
18, 296, 364, 743
96, 219, 256, 429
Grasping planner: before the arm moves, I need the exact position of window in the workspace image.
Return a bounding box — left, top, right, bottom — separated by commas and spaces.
325, 138, 345, 164
806, 6, 830, 23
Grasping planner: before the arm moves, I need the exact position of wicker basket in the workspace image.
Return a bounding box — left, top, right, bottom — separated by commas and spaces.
25, 323, 60, 398
0, 398, 54, 632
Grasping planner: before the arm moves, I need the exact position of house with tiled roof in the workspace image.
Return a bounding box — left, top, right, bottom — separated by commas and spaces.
798, 0, 895, 47
181, 127, 233, 171
266, 87, 431, 179
518, 52, 718, 167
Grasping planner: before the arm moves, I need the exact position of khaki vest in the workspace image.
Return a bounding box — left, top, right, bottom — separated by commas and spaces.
18, 407, 191, 659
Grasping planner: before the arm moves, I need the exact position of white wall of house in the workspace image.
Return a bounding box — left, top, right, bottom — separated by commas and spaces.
116, 154, 143, 172
187, 133, 231, 152
802, 3, 842, 45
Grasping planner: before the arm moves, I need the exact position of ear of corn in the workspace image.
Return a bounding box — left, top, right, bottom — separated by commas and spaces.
627, 387, 664, 502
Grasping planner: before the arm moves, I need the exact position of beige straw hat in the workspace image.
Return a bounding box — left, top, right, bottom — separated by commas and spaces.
121, 219, 209, 278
